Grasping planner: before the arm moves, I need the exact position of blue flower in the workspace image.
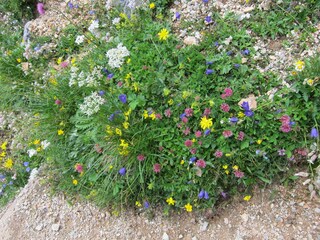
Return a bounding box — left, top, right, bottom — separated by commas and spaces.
89, 10, 96, 15
256, 150, 261, 155
227, 51, 233, 56
214, 41, 219, 47
204, 129, 211, 136
0, 174, 5, 180
205, 16, 212, 23
108, 113, 115, 121
234, 63, 240, 68
144, 201, 150, 209
204, 191, 209, 200
242, 49, 250, 55
98, 90, 105, 96
68, 2, 74, 9
26, 167, 31, 172
244, 110, 254, 117
206, 61, 213, 65
241, 101, 250, 111
175, 12, 181, 19
119, 94, 127, 103
119, 167, 126, 176
198, 190, 205, 199
289, 121, 295, 126
107, 73, 114, 79
229, 117, 238, 123
180, 113, 186, 119
9, 181, 13, 185
203, 0, 209, 3
23, 162, 29, 167
205, 69, 214, 75
310, 127, 319, 138
189, 157, 197, 163
102, 68, 110, 75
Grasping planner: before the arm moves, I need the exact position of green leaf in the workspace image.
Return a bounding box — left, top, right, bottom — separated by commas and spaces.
258, 176, 271, 184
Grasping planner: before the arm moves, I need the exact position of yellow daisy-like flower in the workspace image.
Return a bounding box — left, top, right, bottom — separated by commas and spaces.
57, 129, 64, 135
33, 139, 40, 145
182, 91, 191, 99
123, 122, 129, 129
149, 2, 155, 9
72, 179, 78, 185
184, 203, 193, 212
200, 117, 213, 130
222, 165, 228, 169
225, 170, 230, 175
135, 201, 142, 207
3, 158, 13, 169
119, 139, 129, 148
158, 28, 169, 41
16, 58, 22, 63
225, 153, 232, 157
163, 88, 170, 96
1, 151, 6, 157
232, 165, 239, 170
115, 128, 122, 136
243, 195, 251, 201
1, 142, 7, 150
166, 197, 176, 205
132, 82, 139, 92
294, 60, 305, 72
106, 125, 113, 135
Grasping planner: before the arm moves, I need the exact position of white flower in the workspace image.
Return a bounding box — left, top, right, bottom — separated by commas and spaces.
112, 17, 121, 25
75, 35, 85, 45
106, 43, 130, 69
79, 92, 106, 116
27, 149, 37, 158
41, 140, 50, 149
88, 20, 99, 33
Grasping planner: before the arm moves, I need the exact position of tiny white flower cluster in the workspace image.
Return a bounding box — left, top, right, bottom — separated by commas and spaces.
88, 20, 99, 34
106, 43, 130, 68
27, 149, 37, 158
26, 140, 50, 158
79, 92, 106, 116
75, 35, 85, 45
69, 66, 103, 87
112, 17, 121, 25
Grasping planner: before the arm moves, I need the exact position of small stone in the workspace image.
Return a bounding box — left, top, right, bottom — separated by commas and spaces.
192, 237, 197, 240
200, 221, 209, 231
183, 36, 198, 45
241, 213, 249, 223
35, 224, 43, 231
224, 218, 229, 224
162, 232, 169, 240
178, 234, 183, 239
315, 208, 320, 214
243, 6, 255, 13
51, 223, 60, 231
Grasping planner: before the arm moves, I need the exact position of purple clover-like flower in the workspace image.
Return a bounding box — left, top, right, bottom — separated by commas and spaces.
119, 94, 127, 103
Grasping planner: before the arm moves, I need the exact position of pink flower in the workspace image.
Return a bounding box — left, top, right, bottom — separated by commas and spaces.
234, 170, 244, 178
159, 146, 164, 151
198, 141, 202, 145
203, 108, 211, 116
220, 103, 230, 112
184, 139, 193, 147
182, 117, 188, 123
60, 61, 69, 68
223, 130, 233, 138
196, 159, 206, 168
164, 109, 172, 117
280, 124, 291, 133
117, 81, 123, 87
183, 127, 190, 135
224, 88, 233, 97
184, 108, 193, 117
55, 99, 62, 105
75, 163, 83, 173
190, 148, 197, 154
221, 93, 227, 99
280, 115, 290, 124
215, 150, 223, 158
137, 154, 145, 161
195, 131, 202, 138
237, 131, 245, 141
37, 3, 45, 15
153, 163, 161, 173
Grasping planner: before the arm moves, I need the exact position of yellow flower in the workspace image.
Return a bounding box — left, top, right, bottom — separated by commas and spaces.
109, 165, 113, 170
304, 78, 314, 86
180, 160, 185, 165
158, 28, 169, 41
184, 203, 193, 212
36, 147, 42, 152
291, 71, 297, 76
149, 112, 156, 120
106, 125, 113, 135
119, 149, 129, 156
16, 58, 21, 63
192, 138, 196, 143
119, 139, 129, 148
49, 77, 58, 85
33, 139, 40, 145
57, 129, 64, 135
243, 195, 251, 201
163, 88, 171, 96
123, 122, 129, 129
294, 60, 305, 72
135, 201, 142, 207
143, 110, 149, 119
209, 100, 214, 107
257, 139, 262, 145
72, 179, 78, 185
115, 128, 122, 136
225, 153, 232, 157
238, 112, 245, 118
149, 2, 155, 9
168, 99, 174, 105
1, 142, 7, 150
1, 151, 6, 157
232, 165, 239, 170
182, 91, 191, 99
71, 57, 76, 66
200, 117, 213, 130
225, 170, 230, 174
132, 82, 139, 92
222, 165, 228, 169
126, 58, 131, 64
124, 109, 132, 116
57, 57, 63, 65
34, 121, 40, 126
3, 158, 13, 169
166, 197, 176, 205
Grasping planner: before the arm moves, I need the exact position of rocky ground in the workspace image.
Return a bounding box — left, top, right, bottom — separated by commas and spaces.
1, 0, 320, 239
0, 167, 319, 240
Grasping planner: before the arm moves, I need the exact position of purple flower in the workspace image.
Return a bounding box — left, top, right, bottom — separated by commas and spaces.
98, 90, 105, 96
102, 68, 110, 75
89, 10, 96, 15
108, 113, 115, 121
189, 156, 197, 163
119, 167, 126, 176
241, 101, 250, 111
290, 121, 295, 126
229, 117, 238, 123
205, 16, 212, 23
23, 162, 29, 167
9, 181, 13, 185
144, 201, 150, 209
206, 69, 214, 75
203, 0, 209, 3
204, 129, 211, 136
206, 61, 213, 65
311, 127, 319, 138
278, 149, 286, 156
37, 3, 45, 15
221, 191, 227, 199
244, 110, 254, 117
26, 167, 31, 172
204, 191, 209, 200
180, 113, 186, 119
214, 41, 219, 47
227, 51, 233, 56
68, 2, 74, 9
242, 49, 250, 55
119, 94, 127, 103
234, 63, 240, 68
107, 73, 114, 79
175, 12, 181, 19
198, 190, 205, 199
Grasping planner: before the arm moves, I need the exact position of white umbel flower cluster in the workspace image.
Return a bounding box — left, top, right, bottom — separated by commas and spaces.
75, 35, 85, 45
79, 92, 106, 116
69, 66, 103, 87
106, 43, 130, 68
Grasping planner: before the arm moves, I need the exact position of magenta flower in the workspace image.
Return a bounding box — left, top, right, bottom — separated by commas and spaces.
155, 113, 162, 119
37, 3, 45, 15
280, 124, 291, 133
184, 108, 193, 117
183, 127, 190, 135
223, 130, 233, 138
60, 61, 69, 68
224, 88, 233, 97
196, 159, 206, 168
195, 131, 202, 138
234, 170, 244, 178
280, 115, 290, 124
214, 150, 223, 158
182, 117, 188, 123
164, 109, 172, 118
203, 108, 211, 116
220, 103, 230, 112
137, 154, 145, 161
184, 139, 193, 147
190, 148, 197, 154
153, 163, 161, 173
237, 131, 245, 141
55, 99, 62, 105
